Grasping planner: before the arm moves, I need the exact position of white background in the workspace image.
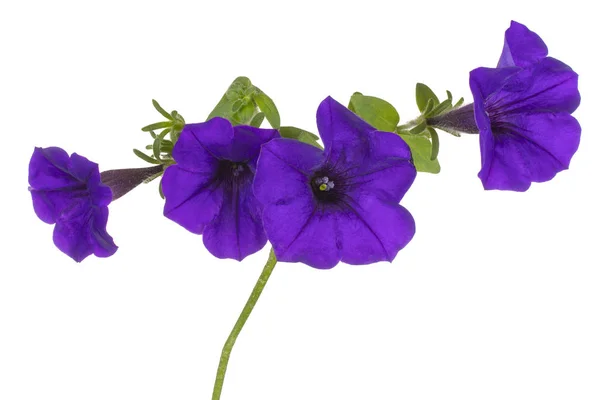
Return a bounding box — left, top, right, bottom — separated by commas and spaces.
1, 1, 598, 399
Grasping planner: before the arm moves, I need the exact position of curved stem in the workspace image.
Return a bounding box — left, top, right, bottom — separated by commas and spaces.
211, 248, 278, 400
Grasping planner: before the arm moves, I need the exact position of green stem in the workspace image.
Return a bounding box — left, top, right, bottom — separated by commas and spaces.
211, 248, 278, 400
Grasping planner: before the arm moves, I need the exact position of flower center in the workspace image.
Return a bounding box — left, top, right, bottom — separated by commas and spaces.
314, 176, 335, 192
231, 163, 245, 177
217, 160, 251, 186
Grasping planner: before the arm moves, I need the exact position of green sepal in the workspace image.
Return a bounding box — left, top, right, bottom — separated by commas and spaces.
279, 126, 322, 149
133, 149, 162, 165
254, 88, 281, 128
249, 112, 265, 128
398, 134, 440, 174
415, 83, 439, 113
428, 127, 439, 161
348, 92, 399, 132
429, 98, 452, 117
231, 102, 256, 126
454, 97, 464, 108
409, 120, 428, 135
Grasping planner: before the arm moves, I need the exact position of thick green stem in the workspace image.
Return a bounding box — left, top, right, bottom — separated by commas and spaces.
211, 248, 278, 400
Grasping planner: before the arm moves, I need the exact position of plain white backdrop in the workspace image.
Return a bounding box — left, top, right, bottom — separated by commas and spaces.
1, 0, 598, 399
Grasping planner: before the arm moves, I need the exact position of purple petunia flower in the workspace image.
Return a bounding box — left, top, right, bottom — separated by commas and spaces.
253, 97, 416, 269
472, 21, 581, 191
29, 147, 118, 262
162, 118, 279, 261
429, 21, 581, 191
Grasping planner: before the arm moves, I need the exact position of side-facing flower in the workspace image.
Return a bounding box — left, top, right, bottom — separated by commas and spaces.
429, 21, 581, 191
29, 147, 118, 262
471, 21, 581, 191
254, 97, 416, 269
162, 118, 279, 261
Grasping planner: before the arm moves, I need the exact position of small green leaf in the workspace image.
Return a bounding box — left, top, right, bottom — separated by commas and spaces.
254, 89, 281, 128
446, 90, 453, 103
142, 121, 172, 132
231, 102, 257, 126
231, 99, 244, 113
133, 149, 161, 165
398, 134, 440, 174
207, 76, 253, 121
348, 93, 400, 132
428, 127, 439, 161
152, 100, 173, 120
249, 112, 265, 128
279, 126, 322, 149
454, 97, 464, 108
416, 83, 440, 113
152, 137, 161, 160
158, 180, 165, 199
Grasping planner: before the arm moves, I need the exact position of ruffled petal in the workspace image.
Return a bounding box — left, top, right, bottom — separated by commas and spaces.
254, 138, 324, 206
317, 96, 378, 168
498, 21, 548, 68
347, 130, 416, 203
229, 126, 279, 166
202, 179, 267, 260
338, 193, 415, 265
162, 165, 224, 234
28, 147, 81, 190
30, 189, 86, 224
69, 153, 100, 183
53, 201, 117, 262
478, 112, 581, 191
486, 58, 580, 115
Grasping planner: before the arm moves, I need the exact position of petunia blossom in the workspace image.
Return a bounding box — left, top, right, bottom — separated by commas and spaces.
429, 21, 581, 191
254, 97, 416, 269
162, 118, 279, 261
29, 147, 118, 262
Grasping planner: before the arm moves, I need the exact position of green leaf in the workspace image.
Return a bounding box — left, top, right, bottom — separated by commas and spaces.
428, 127, 439, 161
454, 97, 464, 108
279, 126, 322, 149
249, 112, 265, 128
398, 134, 441, 173
253, 89, 281, 128
152, 99, 173, 120
231, 102, 257, 126
415, 83, 439, 113
142, 121, 172, 132
445, 90, 453, 104
348, 93, 399, 132
133, 149, 161, 165
207, 76, 253, 121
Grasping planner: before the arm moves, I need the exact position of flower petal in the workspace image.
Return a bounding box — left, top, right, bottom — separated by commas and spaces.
254, 138, 324, 206
317, 96, 378, 167
470, 66, 521, 102
478, 112, 581, 191
174, 118, 234, 168
487, 58, 580, 115
53, 202, 117, 262
28, 147, 81, 190
348, 130, 416, 203
202, 179, 267, 261
264, 201, 341, 269
338, 193, 415, 265
162, 165, 224, 234
230, 126, 279, 166
30, 189, 85, 224
498, 21, 548, 68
